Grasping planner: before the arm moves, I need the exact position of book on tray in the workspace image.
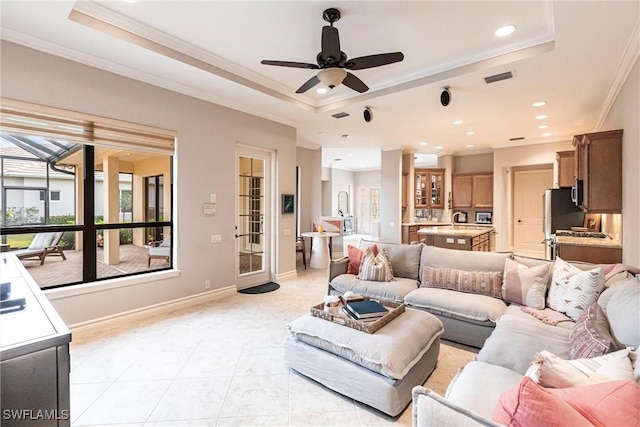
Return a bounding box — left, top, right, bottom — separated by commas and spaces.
345, 300, 388, 319
341, 307, 380, 322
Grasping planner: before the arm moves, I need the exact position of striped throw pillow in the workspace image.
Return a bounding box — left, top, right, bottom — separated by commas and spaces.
421, 267, 503, 299
548, 257, 605, 321
357, 248, 394, 282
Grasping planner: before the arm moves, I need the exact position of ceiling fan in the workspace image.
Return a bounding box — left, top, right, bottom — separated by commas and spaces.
261, 8, 404, 94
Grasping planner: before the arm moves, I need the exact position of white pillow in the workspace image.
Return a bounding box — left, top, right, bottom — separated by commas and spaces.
357, 248, 394, 282
525, 348, 635, 388
547, 257, 604, 321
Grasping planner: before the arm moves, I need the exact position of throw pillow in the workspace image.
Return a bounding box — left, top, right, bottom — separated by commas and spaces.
502, 258, 550, 309
525, 348, 634, 388
421, 267, 503, 299
493, 377, 640, 427
569, 302, 622, 359
492, 377, 591, 426
346, 244, 378, 275
357, 248, 393, 282
547, 257, 605, 321
547, 380, 640, 427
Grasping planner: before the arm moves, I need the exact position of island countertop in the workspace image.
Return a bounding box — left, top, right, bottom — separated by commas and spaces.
417, 225, 495, 237
556, 235, 622, 249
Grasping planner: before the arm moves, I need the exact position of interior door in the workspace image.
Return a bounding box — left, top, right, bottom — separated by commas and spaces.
235, 149, 271, 289
512, 168, 553, 257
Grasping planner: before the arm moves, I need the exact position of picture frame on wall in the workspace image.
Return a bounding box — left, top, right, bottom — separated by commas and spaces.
282, 194, 294, 214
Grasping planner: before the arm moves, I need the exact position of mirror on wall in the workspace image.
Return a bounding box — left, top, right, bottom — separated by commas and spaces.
338, 191, 349, 215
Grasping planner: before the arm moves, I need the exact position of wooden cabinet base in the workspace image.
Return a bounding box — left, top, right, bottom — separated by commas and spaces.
556, 244, 622, 264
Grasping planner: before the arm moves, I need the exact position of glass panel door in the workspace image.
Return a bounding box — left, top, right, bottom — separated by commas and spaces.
236, 149, 271, 289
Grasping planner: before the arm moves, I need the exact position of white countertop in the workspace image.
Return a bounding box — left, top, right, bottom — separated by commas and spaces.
417, 226, 495, 237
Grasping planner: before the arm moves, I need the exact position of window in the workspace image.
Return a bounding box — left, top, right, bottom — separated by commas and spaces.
1, 99, 175, 289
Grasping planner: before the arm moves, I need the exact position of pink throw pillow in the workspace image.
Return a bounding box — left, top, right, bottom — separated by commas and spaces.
493, 377, 591, 426
346, 244, 378, 275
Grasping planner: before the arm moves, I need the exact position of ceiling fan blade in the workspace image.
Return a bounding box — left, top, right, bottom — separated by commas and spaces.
295, 75, 321, 93
321, 26, 341, 61
261, 60, 319, 69
345, 52, 404, 70
342, 72, 369, 93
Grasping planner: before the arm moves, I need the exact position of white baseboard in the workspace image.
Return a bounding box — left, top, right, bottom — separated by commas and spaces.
275, 270, 298, 281
69, 285, 236, 340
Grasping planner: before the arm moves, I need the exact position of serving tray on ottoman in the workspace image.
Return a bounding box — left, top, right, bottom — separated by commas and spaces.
285, 308, 444, 416
310, 300, 405, 334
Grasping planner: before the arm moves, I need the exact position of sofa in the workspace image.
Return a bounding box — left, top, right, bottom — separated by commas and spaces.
327, 240, 640, 425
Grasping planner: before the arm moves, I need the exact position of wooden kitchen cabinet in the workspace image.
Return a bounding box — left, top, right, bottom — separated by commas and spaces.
573, 129, 622, 213
431, 230, 492, 251
415, 168, 445, 209
556, 243, 622, 264
556, 150, 575, 188
452, 174, 493, 209
402, 173, 408, 208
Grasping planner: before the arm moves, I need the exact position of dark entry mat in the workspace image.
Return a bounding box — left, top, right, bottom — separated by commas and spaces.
238, 282, 280, 294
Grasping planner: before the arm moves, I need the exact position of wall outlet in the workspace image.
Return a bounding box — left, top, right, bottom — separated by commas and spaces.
210, 193, 216, 203
211, 234, 222, 243
205, 280, 211, 289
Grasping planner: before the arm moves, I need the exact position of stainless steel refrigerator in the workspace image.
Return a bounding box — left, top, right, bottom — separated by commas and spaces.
543, 188, 585, 259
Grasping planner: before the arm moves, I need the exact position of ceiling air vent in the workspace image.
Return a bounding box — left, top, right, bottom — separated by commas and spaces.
509, 136, 525, 141
484, 71, 514, 84
332, 112, 350, 119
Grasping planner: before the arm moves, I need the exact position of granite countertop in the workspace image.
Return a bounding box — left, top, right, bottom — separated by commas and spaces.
417, 226, 495, 237
402, 222, 450, 226
556, 235, 622, 249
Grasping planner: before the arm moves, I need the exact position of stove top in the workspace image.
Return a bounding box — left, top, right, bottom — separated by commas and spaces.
555, 230, 608, 238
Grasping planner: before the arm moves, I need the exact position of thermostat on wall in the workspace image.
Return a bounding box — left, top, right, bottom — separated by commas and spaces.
203, 203, 217, 215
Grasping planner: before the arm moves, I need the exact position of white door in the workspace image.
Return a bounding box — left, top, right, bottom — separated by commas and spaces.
235, 148, 272, 289
357, 185, 380, 235
512, 168, 553, 257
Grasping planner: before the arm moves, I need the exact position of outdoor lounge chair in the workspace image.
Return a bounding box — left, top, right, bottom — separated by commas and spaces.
13, 231, 66, 265
147, 237, 171, 266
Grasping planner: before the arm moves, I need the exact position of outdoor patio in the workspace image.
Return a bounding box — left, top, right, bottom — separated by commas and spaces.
19, 244, 170, 289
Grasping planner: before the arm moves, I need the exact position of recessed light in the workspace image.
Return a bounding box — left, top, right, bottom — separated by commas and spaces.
542, 132, 552, 137
420, 141, 428, 146
348, 153, 353, 157
532, 101, 546, 107
495, 25, 516, 37
436, 145, 443, 150
538, 125, 549, 129
452, 120, 463, 126
316, 87, 328, 94
536, 114, 548, 120
466, 144, 474, 148
466, 131, 475, 135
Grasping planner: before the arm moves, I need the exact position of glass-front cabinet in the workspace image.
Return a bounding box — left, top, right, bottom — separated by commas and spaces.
415, 168, 445, 209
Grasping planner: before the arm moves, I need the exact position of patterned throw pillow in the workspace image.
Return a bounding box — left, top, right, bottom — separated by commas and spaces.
421, 267, 503, 299
357, 248, 394, 282
547, 257, 605, 321
346, 244, 378, 275
569, 302, 621, 359
502, 258, 550, 309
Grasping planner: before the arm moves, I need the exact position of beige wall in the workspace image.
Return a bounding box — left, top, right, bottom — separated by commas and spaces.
1, 41, 297, 325
296, 147, 322, 235
601, 58, 639, 266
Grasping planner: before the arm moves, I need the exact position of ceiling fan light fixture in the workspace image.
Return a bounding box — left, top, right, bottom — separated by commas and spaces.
318, 68, 347, 88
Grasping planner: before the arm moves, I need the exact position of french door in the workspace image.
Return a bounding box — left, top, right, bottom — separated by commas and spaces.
235, 147, 272, 289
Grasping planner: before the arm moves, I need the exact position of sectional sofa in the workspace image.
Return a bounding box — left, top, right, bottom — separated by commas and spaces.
327, 240, 640, 425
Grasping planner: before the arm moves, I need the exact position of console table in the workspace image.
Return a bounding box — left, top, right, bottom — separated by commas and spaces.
0, 255, 71, 426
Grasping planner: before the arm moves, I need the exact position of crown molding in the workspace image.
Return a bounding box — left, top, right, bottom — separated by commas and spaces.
595, 19, 640, 130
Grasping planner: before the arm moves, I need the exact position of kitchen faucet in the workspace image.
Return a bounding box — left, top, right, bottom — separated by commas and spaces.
451, 212, 464, 228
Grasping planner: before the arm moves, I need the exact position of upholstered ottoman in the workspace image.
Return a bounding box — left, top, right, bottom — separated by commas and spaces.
284, 308, 443, 416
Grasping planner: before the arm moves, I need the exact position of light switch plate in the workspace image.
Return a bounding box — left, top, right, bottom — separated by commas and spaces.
211, 234, 222, 243
203, 203, 217, 215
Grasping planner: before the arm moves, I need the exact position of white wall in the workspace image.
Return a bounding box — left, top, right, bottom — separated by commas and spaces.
296, 147, 322, 235
379, 149, 403, 243
601, 58, 639, 266
1, 41, 297, 325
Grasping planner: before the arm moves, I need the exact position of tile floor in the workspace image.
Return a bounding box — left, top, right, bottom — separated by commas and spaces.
69, 267, 478, 426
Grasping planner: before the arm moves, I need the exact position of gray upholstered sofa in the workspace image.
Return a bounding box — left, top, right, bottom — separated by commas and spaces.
328, 242, 513, 348
326, 240, 640, 424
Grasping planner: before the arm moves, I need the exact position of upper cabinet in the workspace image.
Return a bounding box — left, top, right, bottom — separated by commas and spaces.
452, 173, 493, 209
572, 129, 622, 213
415, 168, 445, 209
556, 150, 575, 188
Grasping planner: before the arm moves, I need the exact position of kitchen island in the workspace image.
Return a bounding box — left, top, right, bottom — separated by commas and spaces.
417, 225, 495, 251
